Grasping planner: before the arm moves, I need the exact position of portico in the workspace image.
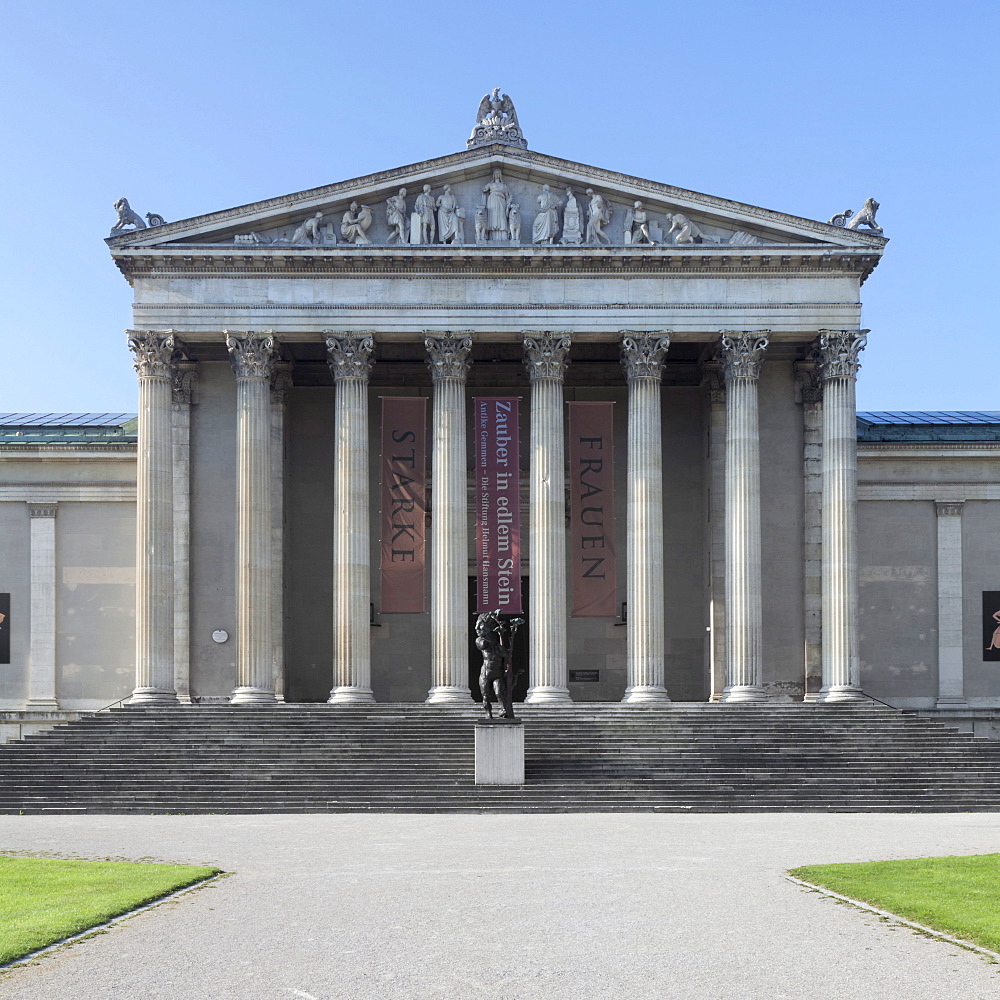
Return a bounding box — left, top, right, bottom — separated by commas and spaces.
107, 107, 886, 707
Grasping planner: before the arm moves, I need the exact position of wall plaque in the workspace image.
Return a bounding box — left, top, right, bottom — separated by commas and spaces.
570, 669, 600, 683
0, 593, 8, 664
984, 592, 1000, 662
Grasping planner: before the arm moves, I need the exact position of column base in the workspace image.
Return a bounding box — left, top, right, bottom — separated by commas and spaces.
622, 685, 671, 704
719, 685, 768, 704
801, 692, 821, 703
24, 698, 60, 709
129, 687, 179, 706
935, 696, 969, 709
328, 686, 375, 705
426, 685, 472, 705
815, 685, 866, 704
524, 686, 572, 705
230, 687, 277, 705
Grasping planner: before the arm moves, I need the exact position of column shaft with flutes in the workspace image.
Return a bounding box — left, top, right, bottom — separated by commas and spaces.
270, 362, 293, 702
127, 330, 179, 704
227, 332, 277, 704
171, 362, 197, 705
621, 333, 672, 702
816, 329, 867, 701
326, 333, 376, 703
719, 332, 769, 703
426, 334, 473, 703
524, 333, 572, 704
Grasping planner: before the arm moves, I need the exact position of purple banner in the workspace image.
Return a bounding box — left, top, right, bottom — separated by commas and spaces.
474, 397, 522, 614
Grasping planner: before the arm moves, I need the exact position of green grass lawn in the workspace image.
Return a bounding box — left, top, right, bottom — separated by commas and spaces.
790, 854, 1000, 954
0, 855, 220, 965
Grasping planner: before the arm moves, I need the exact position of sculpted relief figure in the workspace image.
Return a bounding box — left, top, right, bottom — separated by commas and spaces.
560, 187, 583, 245
532, 184, 562, 245
845, 198, 883, 234
666, 213, 707, 245
341, 201, 373, 244
290, 211, 325, 245
483, 168, 513, 241
624, 200, 654, 245
111, 197, 146, 234
475, 202, 488, 244
507, 201, 521, 243
385, 189, 408, 244
585, 188, 612, 245
414, 184, 436, 244
437, 184, 462, 244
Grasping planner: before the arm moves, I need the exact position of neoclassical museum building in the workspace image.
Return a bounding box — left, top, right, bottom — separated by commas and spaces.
2, 97, 999, 730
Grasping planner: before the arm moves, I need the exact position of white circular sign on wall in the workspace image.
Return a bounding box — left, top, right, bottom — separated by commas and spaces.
211, 629, 229, 644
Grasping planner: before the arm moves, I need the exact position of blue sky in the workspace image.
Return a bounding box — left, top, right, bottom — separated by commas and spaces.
1, 0, 996, 412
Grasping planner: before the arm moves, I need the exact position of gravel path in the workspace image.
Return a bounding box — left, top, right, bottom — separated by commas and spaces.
1, 813, 999, 999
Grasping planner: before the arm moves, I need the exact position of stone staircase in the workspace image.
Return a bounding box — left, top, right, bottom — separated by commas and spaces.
2, 702, 1000, 813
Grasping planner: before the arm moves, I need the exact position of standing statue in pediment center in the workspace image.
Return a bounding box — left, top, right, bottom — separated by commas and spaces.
483, 168, 513, 241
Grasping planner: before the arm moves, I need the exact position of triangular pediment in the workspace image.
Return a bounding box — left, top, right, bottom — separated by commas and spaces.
107, 146, 887, 253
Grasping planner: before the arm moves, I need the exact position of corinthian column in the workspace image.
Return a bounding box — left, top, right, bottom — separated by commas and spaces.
326, 333, 376, 703
816, 330, 867, 702
226, 332, 277, 705
127, 330, 179, 705
425, 334, 473, 703
270, 362, 293, 703
524, 333, 572, 704
719, 331, 769, 704
171, 362, 197, 705
621, 333, 671, 703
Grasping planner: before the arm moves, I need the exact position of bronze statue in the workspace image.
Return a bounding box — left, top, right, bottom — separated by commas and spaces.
475, 609, 524, 719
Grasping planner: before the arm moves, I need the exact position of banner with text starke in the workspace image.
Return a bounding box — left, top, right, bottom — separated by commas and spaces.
380, 397, 427, 613
569, 402, 616, 616
474, 396, 522, 614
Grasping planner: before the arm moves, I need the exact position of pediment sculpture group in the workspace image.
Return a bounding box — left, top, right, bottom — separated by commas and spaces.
233, 169, 748, 250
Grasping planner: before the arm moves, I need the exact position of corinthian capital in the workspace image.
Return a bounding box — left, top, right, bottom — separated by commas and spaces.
225, 331, 276, 380
719, 331, 769, 382
127, 330, 177, 379
621, 331, 671, 382
816, 329, 868, 381
425, 333, 473, 383
523, 332, 571, 382
325, 332, 374, 382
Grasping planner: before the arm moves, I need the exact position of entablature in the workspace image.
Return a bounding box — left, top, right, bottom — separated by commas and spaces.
113, 243, 881, 283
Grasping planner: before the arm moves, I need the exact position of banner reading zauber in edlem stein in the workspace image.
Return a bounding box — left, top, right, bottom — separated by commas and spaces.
474, 397, 522, 614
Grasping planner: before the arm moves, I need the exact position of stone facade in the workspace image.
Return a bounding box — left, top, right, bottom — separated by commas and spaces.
0, 129, 997, 723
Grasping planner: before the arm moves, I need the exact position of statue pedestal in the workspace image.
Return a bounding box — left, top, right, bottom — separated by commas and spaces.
474, 719, 524, 785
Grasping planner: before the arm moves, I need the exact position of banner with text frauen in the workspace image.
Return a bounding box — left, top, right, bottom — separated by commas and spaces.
380, 397, 427, 613
474, 396, 522, 614
568, 402, 616, 617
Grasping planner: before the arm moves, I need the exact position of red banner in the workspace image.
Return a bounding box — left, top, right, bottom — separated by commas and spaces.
474, 397, 522, 614
380, 397, 427, 613
569, 402, 616, 616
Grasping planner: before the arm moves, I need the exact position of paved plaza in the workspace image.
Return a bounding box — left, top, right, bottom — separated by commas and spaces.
1, 812, 998, 999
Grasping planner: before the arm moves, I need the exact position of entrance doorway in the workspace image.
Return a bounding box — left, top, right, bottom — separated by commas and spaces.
468, 577, 529, 702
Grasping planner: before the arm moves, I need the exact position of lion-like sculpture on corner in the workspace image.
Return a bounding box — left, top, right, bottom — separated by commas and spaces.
111, 197, 147, 234
845, 198, 883, 234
